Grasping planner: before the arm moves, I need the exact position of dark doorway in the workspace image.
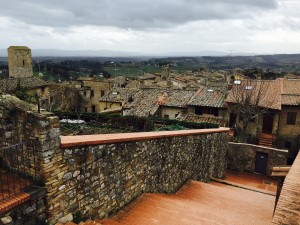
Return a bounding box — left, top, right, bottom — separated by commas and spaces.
255, 152, 268, 174
262, 114, 273, 134
229, 113, 237, 128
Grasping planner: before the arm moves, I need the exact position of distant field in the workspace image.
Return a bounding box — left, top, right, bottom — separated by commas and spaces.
104, 64, 202, 77
104, 65, 161, 77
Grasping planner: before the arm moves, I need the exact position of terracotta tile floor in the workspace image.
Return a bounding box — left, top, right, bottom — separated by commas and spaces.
223, 170, 278, 193
101, 179, 275, 225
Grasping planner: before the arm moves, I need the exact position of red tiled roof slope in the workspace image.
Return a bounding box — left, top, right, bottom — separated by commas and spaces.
226, 79, 281, 110
281, 79, 300, 105
188, 86, 227, 108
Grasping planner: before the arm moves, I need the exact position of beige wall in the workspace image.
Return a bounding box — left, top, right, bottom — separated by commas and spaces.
99, 101, 122, 112
277, 106, 300, 159
160, 106, 187, 119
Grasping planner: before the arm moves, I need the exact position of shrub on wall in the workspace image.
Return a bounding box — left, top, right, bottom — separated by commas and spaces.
55, 111, 219, 134
155, 118, 219, 129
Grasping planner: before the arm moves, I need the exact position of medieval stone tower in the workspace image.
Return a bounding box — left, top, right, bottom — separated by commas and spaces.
8, 46, 33, 78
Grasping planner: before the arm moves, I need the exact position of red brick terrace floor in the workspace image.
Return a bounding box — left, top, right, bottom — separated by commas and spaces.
0, 169, 31, 214
212, 170, 278, 194
100, 180, 275, 225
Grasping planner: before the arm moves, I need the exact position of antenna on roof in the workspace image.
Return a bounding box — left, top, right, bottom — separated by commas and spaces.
228, 50, 233, 75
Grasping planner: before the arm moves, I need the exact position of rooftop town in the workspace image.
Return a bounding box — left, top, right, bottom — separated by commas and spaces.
0, 46, 299, 225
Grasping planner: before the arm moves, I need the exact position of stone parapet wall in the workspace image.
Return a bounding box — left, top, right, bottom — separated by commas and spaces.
0, 95, 60, 224
0, 95, 61, 180
46, 128, 228, 224
227, 142, 288, 176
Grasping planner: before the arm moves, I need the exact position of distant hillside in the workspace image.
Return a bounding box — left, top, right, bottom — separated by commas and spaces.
0, 48, 299, 61
0, 49, 143, 57
0, 49, 251, 57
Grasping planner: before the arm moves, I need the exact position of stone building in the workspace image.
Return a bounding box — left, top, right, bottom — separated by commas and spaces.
99, 87, 138, 112
76, 77, 113, 113
226, 78, 300, 164
7, 46, 33, 78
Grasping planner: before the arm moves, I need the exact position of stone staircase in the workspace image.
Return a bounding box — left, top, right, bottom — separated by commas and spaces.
258, 133, 274, 148
57, 179, 275, 225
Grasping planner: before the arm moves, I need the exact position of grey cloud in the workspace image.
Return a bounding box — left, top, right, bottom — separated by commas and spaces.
1, 0, 278, 29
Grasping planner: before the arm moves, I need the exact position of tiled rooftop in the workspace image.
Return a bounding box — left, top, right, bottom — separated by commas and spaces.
127, 88, 196, 117
99, 88, 138, 103
188, 85, 227, 108
226, 79, 282, 110
281, 79, 300, 105
0, 77, 49, 92
226, 78, 300, 109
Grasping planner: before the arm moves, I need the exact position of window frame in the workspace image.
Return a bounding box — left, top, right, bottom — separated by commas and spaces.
287, 112, 297, 125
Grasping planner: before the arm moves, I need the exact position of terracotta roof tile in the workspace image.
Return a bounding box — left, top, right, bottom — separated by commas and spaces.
226, 79, 282, 110
127, 88, 196, 117
189, 86, 227, 108
281, 79, 300, 105
99, 88, 138, 103
0, 77, 49, 92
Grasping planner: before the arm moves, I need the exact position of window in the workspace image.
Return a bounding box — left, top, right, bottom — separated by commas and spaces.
90, 90, 94, 98
100, 90, 105, 97
92, 105, 96, 112
22, 60, 25, 66
287, 112, 297, 125
84, 108, 87, 112
203, 107, 219, 117
195, 107, 203, 115
164, 115, 169, 119
83, 91, 86, 96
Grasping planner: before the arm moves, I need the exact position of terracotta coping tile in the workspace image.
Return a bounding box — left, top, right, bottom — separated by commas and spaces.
0, 192, 30, 214
60, 127, 230, 148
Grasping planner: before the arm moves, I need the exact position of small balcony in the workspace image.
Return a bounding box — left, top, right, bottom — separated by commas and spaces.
0, 141, 40, 213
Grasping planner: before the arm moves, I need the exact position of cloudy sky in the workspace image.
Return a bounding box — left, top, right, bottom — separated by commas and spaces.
0, 0, 300, 55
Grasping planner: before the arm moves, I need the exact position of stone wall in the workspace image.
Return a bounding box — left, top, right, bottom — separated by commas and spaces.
0, 95, 60, 224
46, 129, 228, 224
277, 105, 300, 160
227, 142, 288, 176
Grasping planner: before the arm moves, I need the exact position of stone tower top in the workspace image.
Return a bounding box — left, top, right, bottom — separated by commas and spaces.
8, 46, 33, 78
